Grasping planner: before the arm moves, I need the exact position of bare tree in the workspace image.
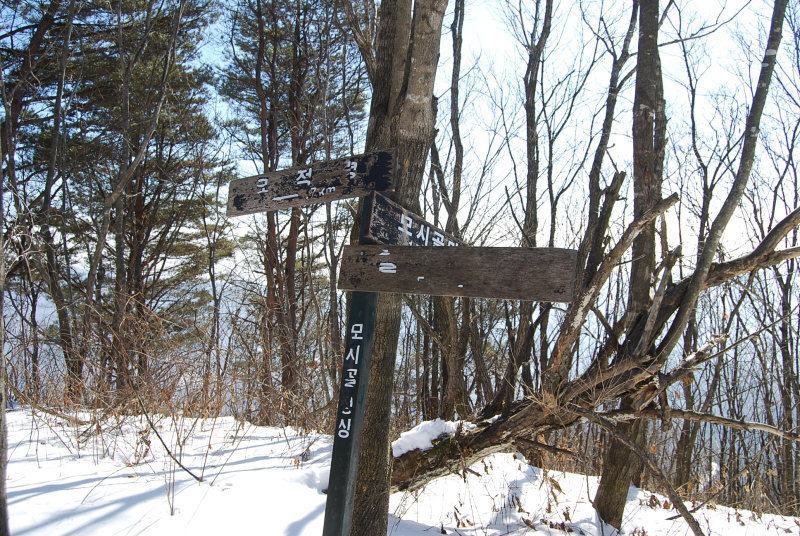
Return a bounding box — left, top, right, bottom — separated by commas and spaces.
0, 87, 11, 536
594, 0, 666, 526
338, 1, 449, 534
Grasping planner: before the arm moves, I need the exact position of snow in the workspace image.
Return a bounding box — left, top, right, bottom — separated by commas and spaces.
391, 418, 477, 457
6, 407, 799, 536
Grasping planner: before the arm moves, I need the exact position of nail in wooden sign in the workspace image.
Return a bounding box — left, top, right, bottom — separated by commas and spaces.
361, 192, 465, 247
226, 150, 395, 216
338, 246, 577, 302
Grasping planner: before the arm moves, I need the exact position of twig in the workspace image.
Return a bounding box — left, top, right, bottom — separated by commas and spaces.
9, 385, 88, 426
134, 396, 204, 482
665, 437, 775, 520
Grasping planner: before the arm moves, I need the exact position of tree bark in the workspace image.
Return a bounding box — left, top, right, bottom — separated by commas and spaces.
777, 266, 798, 514
595, 402, 648, 529
350, 2, 448, 535
594, 0, 665, 527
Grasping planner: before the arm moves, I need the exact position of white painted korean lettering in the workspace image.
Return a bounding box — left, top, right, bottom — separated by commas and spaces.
379, 262, 397, 274
398, 214, 414, 237
350, 323, 363, 340
346, 345, 360, 364
344, 368, 358, 388
342, 396, 354, 415
296, 168, 312, 186
273, 193, 300, 202
344, 159, 357, 180
337, 418, 352, 438
416, 225, 430, 245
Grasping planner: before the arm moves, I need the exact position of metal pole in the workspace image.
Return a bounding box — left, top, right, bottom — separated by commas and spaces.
322, 195, 382, 536
321, 290, 377, 536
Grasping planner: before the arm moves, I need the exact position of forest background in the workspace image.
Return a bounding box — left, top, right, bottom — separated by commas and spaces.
1, 0, 799, 535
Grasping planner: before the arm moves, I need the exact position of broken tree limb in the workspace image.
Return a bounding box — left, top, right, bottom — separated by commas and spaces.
544, 193, 679, 392
602, 408, 800, 442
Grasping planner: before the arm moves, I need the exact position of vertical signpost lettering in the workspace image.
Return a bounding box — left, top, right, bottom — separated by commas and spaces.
322, 289, 377, 536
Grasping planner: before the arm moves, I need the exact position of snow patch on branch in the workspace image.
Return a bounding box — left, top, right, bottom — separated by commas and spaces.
392, 418, 477, 457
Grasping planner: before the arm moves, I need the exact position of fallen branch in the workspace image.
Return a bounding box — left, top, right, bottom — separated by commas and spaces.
8, 384, 88, 426
513, 437, 578, 459
135, 396, 204, 483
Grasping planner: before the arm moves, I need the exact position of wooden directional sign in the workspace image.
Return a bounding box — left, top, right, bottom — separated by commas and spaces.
338, 245, 577, 302
361, 192, 465, 247
226, 150, 395, 216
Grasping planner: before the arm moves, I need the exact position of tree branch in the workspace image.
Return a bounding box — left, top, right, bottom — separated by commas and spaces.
602, 408, 800, 442
656, 0, 790, 364
545, 193, 679, 391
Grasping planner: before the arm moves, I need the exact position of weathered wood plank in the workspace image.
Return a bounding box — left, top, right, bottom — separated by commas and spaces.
361, 192, 464, 246
226, 150, 395, 216
338, 246, 577, 302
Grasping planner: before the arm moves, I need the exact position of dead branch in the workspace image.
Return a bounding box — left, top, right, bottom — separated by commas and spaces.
545, 193, 679, 390
8, 384, 88, 426
633, 246, 681, 357
513, 437, 578, 459
603, 408, 800, 442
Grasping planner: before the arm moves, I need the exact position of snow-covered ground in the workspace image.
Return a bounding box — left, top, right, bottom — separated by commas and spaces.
6, 407, 798, 535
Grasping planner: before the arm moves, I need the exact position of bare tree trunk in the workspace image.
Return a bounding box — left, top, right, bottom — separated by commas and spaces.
326, 203, 343, 387
348, 2, 448, 534
594, 0, 666, 527
470, 302, 494, 407
777, 265, 798, 514
0, 192, 10, 536
595, 402, 648, 528
38, 0, 80, 402
435, 296, 469, 419
0, 93, 12, 535
484, 302, 535, 417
